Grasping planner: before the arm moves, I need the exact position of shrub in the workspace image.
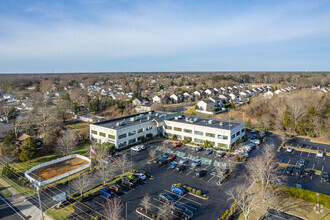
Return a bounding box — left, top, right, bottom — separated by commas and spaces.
77, 197, 83, 202
196, 190, 202, 195
177, 183, 182, 187
183, 185, 187, 189
152, 214, 156, 219
187, 187, 192, 192
192, 188, 196, 194
142, 171, 146, 175
71, 192, 79, 198
156, 216, 161, 220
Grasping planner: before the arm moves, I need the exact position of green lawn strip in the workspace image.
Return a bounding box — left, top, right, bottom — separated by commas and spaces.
0, 175, 36, 196
283, 186, 330, 209
64, 123, 89, 133
45, 202, 75, 220
0, 182, 12, 197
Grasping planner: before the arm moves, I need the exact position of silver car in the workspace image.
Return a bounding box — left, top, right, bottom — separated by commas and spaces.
179, 157, 189, 164
191, 159, 201, 167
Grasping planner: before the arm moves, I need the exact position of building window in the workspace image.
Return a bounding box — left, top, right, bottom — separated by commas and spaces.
173, 127, 182, 132
146, 126, 153, 131
166, 133, 172, 138
218, 135, 228, 140
176, 135, 182, 140
184, 129, 192, 134
184, 136, 192, 142
206, 132, 215, 138
138, 128, 144, 133
241, 128, 245, 133
128, 138, 136, 144
108, 134, 115, 140
99, 132, 106, 137
194, 138, 203, 144
236, 131, 240, 136
231, 134, 236, 139
194, 131, 203, 136
119, 133, 127, 139
166, 125, 172, 130
129, 131, 136, 136
119, 142, 127, 147
209, 141, 215, 146
91, 130, 97, 135
138, 136, 144, 141
218, 143, 228, 149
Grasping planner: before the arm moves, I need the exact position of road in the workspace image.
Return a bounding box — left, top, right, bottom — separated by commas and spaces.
0, 193, 26, 220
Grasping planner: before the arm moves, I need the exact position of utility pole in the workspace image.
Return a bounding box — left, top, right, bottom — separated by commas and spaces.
36, 185, 44, 220
126, 202, 128, 220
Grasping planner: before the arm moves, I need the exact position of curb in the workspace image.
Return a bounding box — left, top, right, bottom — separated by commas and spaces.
188, 192, 209, 200
136, 208, 154, 220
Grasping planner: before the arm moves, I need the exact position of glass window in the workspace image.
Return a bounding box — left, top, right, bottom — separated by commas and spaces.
194, 138, 204, 144
206, 132, 215, 138
218, 135, 228, 140
91, 130, 97, 135
138, 128, 144, 133
138, 136, 144, 141
146, 126, 153, 131
119, 142, 127, 147
128, 138, 136, 144
184, 129, 192, 134
177, 135, 182, 140
119, 133, 127, 139
166, 125, 172, 130
231, 134, 236, 139
129, 131, 136, 136
184, 136, 192, 142
209, 141, 215, 146
194, 131, 203, 136
166, 133, 172, 138
99, 132, 106, 137
108, 134, 115, 139
174, 127, 182, 132
218, 143, 228, 148
241, 128, 245, 133
236, 131, 240, 136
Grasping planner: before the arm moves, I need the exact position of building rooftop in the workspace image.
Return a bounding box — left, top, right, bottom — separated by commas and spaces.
166, 114, 243, 130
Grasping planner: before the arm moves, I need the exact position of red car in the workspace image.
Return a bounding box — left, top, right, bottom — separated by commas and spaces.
172, 142, 183, 148
168, 153, 177, 160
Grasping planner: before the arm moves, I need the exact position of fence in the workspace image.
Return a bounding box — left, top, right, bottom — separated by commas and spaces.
24, 154, 91, 186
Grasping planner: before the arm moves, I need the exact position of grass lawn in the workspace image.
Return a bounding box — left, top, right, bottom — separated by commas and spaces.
0, 182, 12, 197
46, 202, 75, 220
0, 175, 36, 196
65, 122, 89, 133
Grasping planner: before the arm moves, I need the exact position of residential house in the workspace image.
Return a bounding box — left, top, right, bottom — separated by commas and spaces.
153, 95, 162, 104
132, 97, 151, 107
170, 94, 183, 103
239, 92, 248, 102
229, 93, 240, 104
218, 94, 230, 104
220, 87, 227, 94
264, 91, 274, 99
183, 92, 193, 102
193, 91, 202, 99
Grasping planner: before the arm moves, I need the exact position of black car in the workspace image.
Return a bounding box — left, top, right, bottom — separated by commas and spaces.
304, 169, 312, 177
321, 172, 330, 182
285, 166, 293, 174
294, 165, 303, 176
175, 164, 186, 172
195, 146, 203, 152
121, 178, 137, 187
158, 158, 170, 166
170, 203, 193, 220
217, 152, 226, 158
194, 169, 207, 178
153, 156, 163, 164
158, 193, 175, 203
205, 149, 213, 155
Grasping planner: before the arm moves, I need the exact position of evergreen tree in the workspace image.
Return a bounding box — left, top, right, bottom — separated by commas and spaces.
19, 137, 37, 163
3, 130, 16, 147
246, 119, 252, 129
283, 105, 293, 130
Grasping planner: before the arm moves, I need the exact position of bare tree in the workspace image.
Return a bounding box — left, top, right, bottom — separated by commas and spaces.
96, 144, 116, 185
71, 173, 92, 197
223, 157, 236, 173
157, 200, 173, 220
215, 166, 225, 185
114, 154, 133, 175
161, 143, 168, 154
149, 148, 156, 160
104, 196, 124, 220
279, 132, 289, 145
57, 131, 78, 156
289, 102, 305, 128
140, 193, 151, 214
312, 115, 323, 137
34, 104, 58, 134
227, 183, 260, 220
56, 100, 73, 123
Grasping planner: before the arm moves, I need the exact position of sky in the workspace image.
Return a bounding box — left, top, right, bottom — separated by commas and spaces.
0, 0, 330, 73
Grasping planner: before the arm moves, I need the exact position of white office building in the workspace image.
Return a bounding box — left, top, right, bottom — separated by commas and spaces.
90, 111, 245, 150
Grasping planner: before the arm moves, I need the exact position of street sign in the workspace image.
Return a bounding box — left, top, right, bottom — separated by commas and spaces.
53, 192, 66, 202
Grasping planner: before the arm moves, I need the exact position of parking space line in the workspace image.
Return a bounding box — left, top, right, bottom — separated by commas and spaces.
323, 156, 326, 160
292, 151, 294, 155
295, 160, 298, 166
163, 190, 203, 205
312, 164, 315, 169
307, 152, 310, 157
186, 169, 194, 176
288, 159, 291, 164
280, 158, 283, 163
207, 175, 216, 183
322, 165, 324, 171
300, 151, 303, 156
153, 198, 198, 211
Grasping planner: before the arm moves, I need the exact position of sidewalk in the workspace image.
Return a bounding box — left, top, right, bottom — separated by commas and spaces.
0, 177, 52, 220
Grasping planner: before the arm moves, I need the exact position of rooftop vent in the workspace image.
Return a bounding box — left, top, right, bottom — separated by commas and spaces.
130, 117, 135, 122
174, 116, 179, 120
194, 118, 198, 122
208, 120, 213, 124
219, 122, 223, 126
155, 113, 159, 117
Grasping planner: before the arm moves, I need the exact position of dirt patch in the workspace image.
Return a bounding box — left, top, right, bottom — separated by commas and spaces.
31, 157, 89, 181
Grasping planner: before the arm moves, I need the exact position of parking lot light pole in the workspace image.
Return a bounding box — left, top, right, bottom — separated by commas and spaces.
36, 185, 44, 220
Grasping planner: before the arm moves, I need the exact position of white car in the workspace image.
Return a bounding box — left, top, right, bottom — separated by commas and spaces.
250, 139, 260, 145
286, 148, 293, 153
316, 150, 324, 158
131, 146, 142, 152
136, 145, 145, 150
134, 173, 147, 180
179, 157, 189, 164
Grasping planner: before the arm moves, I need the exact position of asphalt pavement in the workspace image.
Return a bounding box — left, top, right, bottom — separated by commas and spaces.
0, 193, 26, 220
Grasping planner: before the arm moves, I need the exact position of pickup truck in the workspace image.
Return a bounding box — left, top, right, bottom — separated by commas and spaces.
100, 187, 115, 198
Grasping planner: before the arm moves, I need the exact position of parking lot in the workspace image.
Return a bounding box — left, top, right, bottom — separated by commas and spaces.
79, 140, 246, 220
276, 139, 330, 195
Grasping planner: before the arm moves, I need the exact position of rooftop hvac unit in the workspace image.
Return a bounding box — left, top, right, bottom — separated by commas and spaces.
174, 116, 179, 120
208, 120, 213, 124
116, 122, 120, 126
148, 111, 153, 115
130, 117, 135, 121
219, 122, 223, 126
155, 113, 159, 117
194, 118, 198, 122
147, 116, 150, 120
185, 117, 189, 122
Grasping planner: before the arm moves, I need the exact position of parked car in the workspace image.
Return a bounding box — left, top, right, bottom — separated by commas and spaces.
321, 172, 329, 182
133, 173, 147, 180
294, 165, 304, 176
250, 139, 260, 145
251, 129, 257, 133
297, 144, 303, 148
205, 149, 213, 155
195, 146, 203, 151
131, 145, 142, 152
109, 185, 121, 193
128, 174, 140, 182
179, 157, 189, 164
159, 193, 174, 203
285, 166, 293, 174
316, 150, 324, 158
162, 153, 171, 158
170, 163, 178, 169
121, 178, 137, 187
191, 159, 201, 167
286, 148, 293, 153
175, 164, 186, 172
158, 158, 170, 166
100, 187, 115, 198
298, 159, 305, 166
170, 203, 193, 220
304, 169, 313, 177
195, 169, 207, 178
217, 152, 226, 158
153, 156, 163, 164
171, 186, 186, 195
168, 153, 177, 160
172, 142, 183, 148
